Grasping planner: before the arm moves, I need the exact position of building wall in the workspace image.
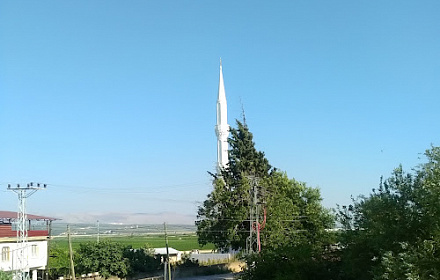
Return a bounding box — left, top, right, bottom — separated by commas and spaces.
0, 240, 48, 272
190, 253, 232, 264
0, 225, 49, 238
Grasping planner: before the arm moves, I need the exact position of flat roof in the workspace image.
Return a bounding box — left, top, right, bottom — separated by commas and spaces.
154, 248, 180, 255
0, 211, 58, 222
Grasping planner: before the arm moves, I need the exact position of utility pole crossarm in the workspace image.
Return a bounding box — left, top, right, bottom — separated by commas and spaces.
7, 182, 47, 192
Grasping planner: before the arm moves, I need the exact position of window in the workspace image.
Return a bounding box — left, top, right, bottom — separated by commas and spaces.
31, 245, 38, 258
1, 247, 10, 262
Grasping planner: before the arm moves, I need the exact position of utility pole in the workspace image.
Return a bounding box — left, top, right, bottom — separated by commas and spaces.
46, 220, 53, 280
8, 182, 46, 280
163, 223, 171, 280
247, 176, 261, 254
97, 220, 100, 243
247, 181, 254, 254
254, 181, 260, 252
67, 225, 76, 280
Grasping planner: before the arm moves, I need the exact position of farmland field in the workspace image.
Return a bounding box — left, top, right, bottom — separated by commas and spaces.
49, 222, 215, 251
51, 234, 214, 251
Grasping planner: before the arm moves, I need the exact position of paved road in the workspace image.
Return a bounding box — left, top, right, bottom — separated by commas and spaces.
176, 273, 237, 280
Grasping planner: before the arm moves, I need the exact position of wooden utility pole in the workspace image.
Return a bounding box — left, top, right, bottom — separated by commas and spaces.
163, 223, 171, 280
97, 220, 100, 243
67, 225, 76, 280
46, 220, 53, 280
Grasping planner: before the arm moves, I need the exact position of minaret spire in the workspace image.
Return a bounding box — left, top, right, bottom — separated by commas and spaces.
215, 59, 229, 173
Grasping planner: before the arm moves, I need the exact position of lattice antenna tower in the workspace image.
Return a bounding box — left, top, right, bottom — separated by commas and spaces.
8, 182, 46, 280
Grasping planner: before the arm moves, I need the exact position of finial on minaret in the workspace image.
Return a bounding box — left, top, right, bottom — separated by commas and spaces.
215, 58, 229, 174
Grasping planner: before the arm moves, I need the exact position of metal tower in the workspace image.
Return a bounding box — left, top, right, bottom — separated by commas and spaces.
246, 176, 266, 254
8, 183, 46, 280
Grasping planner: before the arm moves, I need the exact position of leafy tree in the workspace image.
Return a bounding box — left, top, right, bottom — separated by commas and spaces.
196, 120, 335, 280
124, 244, 161, 274
75, 240, 129, 279
337, 167, 419, 280
47, 244, 70, 280
241, 243, 341, 280
241, 172, 337, 280
260, 171, 334, 250
196, 120, 273, 251
375, 240, 440, 280
337, 146, 440, 280
0, 271, 12, 280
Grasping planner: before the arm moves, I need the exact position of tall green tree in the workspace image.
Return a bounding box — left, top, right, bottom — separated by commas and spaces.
196, 120, 273, 251
196, 120, 334, 255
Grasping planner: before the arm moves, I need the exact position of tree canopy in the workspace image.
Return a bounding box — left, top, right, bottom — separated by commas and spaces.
0, 271, 12, 280
197, 121, 440, 279
197, 120, 273, 250
75, 241, 130, 279
337, 146, 440, 280
196, 120, 333, 255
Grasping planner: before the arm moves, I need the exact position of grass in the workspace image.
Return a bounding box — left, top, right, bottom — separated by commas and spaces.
50, 234, 215, 251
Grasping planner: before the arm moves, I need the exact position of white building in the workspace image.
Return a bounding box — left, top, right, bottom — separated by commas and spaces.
0, 211, 56, 280
153, 247, 182, 263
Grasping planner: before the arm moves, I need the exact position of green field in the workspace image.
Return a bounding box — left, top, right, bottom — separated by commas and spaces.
50, 234, 215, 252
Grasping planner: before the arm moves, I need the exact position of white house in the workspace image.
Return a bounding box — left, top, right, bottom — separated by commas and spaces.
153, 247, 182, 263
0, 211, 56, 280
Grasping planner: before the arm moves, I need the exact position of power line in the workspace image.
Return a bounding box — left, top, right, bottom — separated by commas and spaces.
44, 180, 209, 193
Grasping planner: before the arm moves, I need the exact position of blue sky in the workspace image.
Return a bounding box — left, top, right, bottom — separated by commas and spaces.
1, 1, 439, 223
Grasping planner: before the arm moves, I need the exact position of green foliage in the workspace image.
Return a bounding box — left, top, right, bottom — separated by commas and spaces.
174, 255, 232, 278
197, 120, 274, 251
241, 243, 341, 280
260, 172, 334, 250
48, 235, 210, 279
197, 120, 335, 280
337, 146, 440, 280
178, 253, 200, 268
243, 173, 337, 280
227, 120, 272, 178
375, 240, 440, 280
48, 243, 70, 280
49, 240, 161, 279
197, 120, 333, 252
75, 240, 130, 279
0, 271, 12, 280
124, 244, 161, 273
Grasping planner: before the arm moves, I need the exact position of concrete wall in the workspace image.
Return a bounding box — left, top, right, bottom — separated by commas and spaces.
189, 253, 232, 264
0, 240, 48, 272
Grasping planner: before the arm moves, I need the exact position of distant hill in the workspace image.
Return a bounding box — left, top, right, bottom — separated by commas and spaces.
52, 211, 196, 225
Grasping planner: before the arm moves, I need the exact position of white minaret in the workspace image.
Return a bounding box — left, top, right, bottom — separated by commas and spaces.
215, 59, 229, 173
